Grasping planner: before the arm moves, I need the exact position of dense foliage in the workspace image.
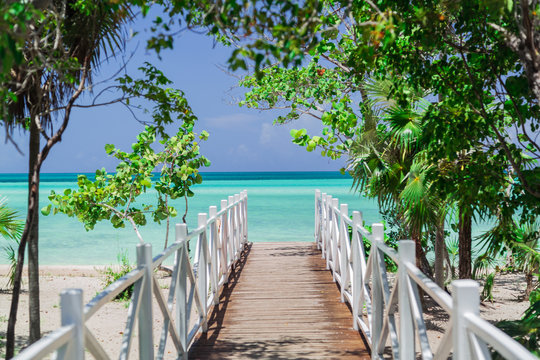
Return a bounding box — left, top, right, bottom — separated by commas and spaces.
2, 0, 539, 356
240, 0, 539, 283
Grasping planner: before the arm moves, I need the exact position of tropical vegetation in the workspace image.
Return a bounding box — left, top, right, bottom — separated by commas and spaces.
1, 0, 539, 357
0, 199, 23, 290
238, 0, 539, 351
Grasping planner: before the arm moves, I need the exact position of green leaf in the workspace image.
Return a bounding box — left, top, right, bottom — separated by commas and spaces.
41, 204, 51, 216
104, 144, 115, 154
140, 178, 152, 187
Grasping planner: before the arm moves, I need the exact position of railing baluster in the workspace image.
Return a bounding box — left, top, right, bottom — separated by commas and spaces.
176, 224, 188, 359
242, 190, 248, 245
220, 199, 229, 283
371, 223, 384, 359
321, 193, 328, 260
352, 211, 361, 330
209, 206, 219, 305
399, 240, 416, 360
325, 194, 331, 269
228, 195, 235, 262
339, 203, 349, 302
453, 280, 485, 360
55, 289, 84, 360
198, 213, 209, 332
331, 198, 339, 277
234, 196, 238, 257
315, 190, 320, 247
138, 243, 154, 360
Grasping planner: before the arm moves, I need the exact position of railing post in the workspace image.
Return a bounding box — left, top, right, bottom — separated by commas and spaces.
452, 280, 479, 360
220, 199, 229, 283
339, 203, 349, 302
315, 190, 320, 247
352, 211, 362, 330
209, 206, 219, 305
399, 240, 415, 360
242, 190, 248, 245
371, 223, 384, 359
198, 213, 209, 332
234, 193, 241, 255
325, 194, 332, 269
137, 243, 154, 360
55, 289, 84, 360
228, 195, 235, 260
175, 224, 188, 359
331, 198, 340, 277
321, 193, 327, 260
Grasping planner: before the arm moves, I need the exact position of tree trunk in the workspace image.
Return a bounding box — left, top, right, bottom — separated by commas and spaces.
28, 120, 41, 344
434, 219, 446, 287
412, 227, 434, 278
5, 120, 41, 359
6, 114, 40, 359
525, 271, 534, 299
5, 54, 87, 359
458, 209, 472, 279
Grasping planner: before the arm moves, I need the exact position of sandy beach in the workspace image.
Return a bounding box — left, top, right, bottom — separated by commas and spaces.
0, 266, 531, 358
0, 265, 182, 358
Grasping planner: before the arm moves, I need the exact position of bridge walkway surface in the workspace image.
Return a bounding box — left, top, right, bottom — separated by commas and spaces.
188, 242, 370, 359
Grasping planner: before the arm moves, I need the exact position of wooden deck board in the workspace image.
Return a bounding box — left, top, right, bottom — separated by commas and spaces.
188, 242, 370, 359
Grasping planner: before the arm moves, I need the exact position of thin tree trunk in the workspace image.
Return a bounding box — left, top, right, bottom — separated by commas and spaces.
435, 219, 446, 287
6, 146, 40, 359
6, 109, 42, 359
443, 238, 454, 279
458, 209, 472, 279
28, 120, 41, 344
163, 194, 169, 250
6, 48, 88, 360
525, 271, 534, 299
412, 227, 434, 278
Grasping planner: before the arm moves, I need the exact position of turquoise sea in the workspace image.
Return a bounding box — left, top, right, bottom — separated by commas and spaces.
0, 172, 379, 265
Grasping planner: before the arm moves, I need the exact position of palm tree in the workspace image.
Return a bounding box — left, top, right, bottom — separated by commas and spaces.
349, 78, 448, 280
0, 198, 23, 289
477, 217, 540, 298
3, 2, 130, 357
0, 198, 23, 241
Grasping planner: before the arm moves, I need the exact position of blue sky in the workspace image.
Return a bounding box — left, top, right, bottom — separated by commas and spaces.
0, 16, 345, 173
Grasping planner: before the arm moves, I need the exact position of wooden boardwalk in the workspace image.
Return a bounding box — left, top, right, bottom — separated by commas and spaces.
189, 242, 370, 359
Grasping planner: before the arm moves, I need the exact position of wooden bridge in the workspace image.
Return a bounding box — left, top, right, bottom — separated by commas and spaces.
189, 242, 369, 359
14, 190, 537, 360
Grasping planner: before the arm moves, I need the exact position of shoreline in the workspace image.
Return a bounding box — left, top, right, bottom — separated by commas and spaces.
0, 265, 110, 277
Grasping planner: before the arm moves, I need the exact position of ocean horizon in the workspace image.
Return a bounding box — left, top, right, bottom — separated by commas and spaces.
0, 171, 380, 265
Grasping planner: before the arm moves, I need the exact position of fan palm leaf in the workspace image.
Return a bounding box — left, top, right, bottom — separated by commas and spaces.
5, 1, 132, 132
400, 160, 440, 232
0, 198, 23, 289
385, 107, 423, 154
0, 197, 23, 241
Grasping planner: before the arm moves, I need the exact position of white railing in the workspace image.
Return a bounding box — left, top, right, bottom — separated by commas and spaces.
15, 190, 249, 360
315, 190, 536, 360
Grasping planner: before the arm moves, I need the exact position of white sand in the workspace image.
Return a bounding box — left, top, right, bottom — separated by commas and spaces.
0, 266, 532, 358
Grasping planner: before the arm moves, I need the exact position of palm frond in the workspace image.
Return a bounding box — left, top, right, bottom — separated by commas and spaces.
473, 253, 499, 279
385, 107, 423, 152
0, 197, 23, 241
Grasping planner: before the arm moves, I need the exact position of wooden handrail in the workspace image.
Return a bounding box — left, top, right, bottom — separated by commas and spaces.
314, 189, 536, 360
14, 191, 249, 360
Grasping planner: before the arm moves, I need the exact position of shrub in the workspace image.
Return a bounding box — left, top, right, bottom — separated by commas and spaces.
102, 251, 134, 301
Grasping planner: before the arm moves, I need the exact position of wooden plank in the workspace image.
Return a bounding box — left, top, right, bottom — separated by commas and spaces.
189, 242, 370, 359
